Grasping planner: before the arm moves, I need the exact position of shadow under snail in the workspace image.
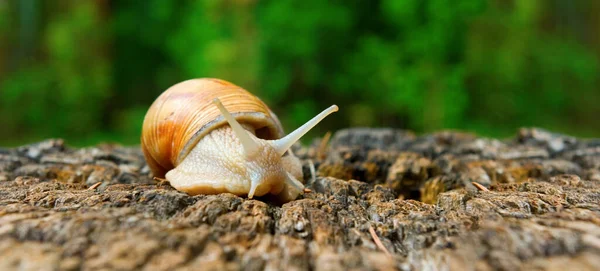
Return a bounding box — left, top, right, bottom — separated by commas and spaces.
141, 78, 338, 202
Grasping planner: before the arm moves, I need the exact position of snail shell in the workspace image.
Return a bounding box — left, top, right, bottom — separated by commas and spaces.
141, 78, 338, 202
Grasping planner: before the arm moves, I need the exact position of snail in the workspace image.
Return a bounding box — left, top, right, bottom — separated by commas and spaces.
141, 78, 338, 202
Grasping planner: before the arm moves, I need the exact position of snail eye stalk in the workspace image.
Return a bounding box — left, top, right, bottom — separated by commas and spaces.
213, 98, 259, 157
271, 105, 339, 156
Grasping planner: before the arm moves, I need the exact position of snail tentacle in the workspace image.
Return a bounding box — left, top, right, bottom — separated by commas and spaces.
285, 172, 304, 192
271, 105, 339, 156
213, 98, 259, 157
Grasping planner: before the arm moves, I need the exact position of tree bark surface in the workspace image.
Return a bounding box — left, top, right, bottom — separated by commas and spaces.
1, 128, 599, 270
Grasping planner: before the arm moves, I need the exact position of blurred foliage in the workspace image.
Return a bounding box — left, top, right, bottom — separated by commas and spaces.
1, 0, 599, 146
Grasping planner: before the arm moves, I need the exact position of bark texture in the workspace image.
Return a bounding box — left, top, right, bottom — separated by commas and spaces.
1, 128, 600, 270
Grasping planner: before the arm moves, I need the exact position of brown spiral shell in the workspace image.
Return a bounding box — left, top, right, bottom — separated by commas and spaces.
141, 78, 285, 178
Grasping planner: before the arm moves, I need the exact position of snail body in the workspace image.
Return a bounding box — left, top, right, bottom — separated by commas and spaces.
141, 78, 338, 202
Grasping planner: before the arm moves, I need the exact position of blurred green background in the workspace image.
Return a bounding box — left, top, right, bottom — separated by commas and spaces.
1, 0, 599, 147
